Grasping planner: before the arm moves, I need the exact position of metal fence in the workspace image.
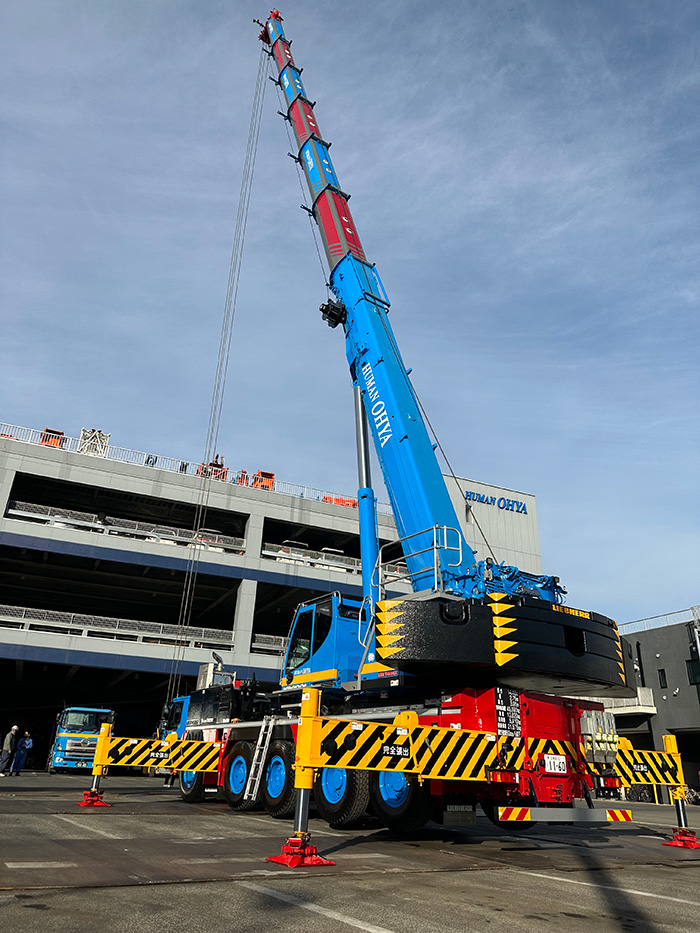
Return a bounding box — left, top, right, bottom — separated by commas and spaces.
0, 421, 393, 515
6, 500, 246, 554
620, 607, 699, 635
0, 604, 286, 656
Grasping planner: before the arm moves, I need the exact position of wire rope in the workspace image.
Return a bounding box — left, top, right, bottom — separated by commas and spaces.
166, 47, 269, 705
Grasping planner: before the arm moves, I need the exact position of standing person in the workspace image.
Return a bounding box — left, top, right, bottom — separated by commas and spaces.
11, 732, 33, 776
0, 726, 19, 775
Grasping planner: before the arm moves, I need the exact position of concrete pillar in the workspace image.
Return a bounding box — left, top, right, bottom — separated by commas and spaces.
0, 440, 19, 513
244, 510, 265, 556
232, 577, 258, 663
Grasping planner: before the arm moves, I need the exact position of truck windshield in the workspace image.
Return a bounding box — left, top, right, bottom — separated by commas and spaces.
166, 701, 184, 730
286, 608, 313, 673
59, 711, 110, 733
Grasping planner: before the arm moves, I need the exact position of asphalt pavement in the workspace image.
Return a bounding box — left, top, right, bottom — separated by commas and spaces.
0, 772, 698, 933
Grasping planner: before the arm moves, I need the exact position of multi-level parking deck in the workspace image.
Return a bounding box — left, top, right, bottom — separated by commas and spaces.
0, 421, 545, 754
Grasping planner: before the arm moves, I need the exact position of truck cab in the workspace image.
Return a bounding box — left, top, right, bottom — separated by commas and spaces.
282, 593, 365, 689
49, 707, 115, 771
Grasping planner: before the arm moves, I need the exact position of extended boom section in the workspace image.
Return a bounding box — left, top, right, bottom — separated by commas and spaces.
263, 11, 634, 699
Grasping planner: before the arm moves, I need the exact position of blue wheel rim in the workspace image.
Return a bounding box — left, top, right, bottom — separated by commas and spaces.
229, 755, 247, 796
181, 770, 197, 789
320, 768, 347, 804
378, 771, 409, 808
266, 755, 286, 799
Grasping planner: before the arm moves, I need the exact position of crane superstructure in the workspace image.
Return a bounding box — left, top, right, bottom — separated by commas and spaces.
265, 11, 560, 606
262, 11, 633, 700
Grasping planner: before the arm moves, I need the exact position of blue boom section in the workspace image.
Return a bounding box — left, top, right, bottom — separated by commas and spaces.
265, 12, 563, 605
332, 254, 476, 592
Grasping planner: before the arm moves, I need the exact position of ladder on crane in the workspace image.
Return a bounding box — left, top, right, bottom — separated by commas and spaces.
243, 715, 277, 801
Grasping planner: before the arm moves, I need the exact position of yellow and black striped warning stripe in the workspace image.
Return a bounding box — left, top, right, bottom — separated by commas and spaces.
583, 744, 681, 787
96, 737, 222, 772
613, 747, 681, 787
611, 618, 626, 684
317, 719, 577, 781
489, 593, 519, 667
375, 599, 406, 661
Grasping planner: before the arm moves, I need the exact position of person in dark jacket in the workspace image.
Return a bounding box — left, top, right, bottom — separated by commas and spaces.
0, 726, 19, 775
11, 732, 33, 775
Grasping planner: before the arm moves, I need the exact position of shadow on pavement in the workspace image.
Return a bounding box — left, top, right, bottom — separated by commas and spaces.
575, 847, 662, 933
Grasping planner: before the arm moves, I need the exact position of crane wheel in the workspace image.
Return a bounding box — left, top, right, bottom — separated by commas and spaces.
369, 771, 433, 833
178, 769, 205, 803
313, 768, 370, 827
223, 742, 258, 811
262, 740, 296, 819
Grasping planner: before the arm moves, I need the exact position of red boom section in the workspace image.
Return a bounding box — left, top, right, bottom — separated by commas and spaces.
272, 37, 294, 71
289, 98, 322, 147
266, 12, 365, 272
315, 189, 366, 266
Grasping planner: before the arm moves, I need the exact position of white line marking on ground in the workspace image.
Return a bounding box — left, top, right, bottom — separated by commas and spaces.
53, 814, 122, 838
336, 853, 391, 859
5, 862, 78, 869
238, 882, 401, 933
176, 857, 260, 864
508, 869, 700, 906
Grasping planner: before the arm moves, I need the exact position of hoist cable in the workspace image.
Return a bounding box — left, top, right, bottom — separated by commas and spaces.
166, 47, 268, 705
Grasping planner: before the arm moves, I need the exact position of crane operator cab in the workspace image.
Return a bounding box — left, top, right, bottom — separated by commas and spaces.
282, 593, 370, 690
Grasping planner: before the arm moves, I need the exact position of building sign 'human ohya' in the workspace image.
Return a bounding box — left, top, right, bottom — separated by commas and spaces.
465, 491, 528, 515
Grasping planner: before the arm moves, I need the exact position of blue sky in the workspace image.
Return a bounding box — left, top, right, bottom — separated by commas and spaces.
2, 1, 698, 622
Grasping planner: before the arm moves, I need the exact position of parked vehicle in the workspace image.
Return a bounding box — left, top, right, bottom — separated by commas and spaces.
48, 707, 115, 772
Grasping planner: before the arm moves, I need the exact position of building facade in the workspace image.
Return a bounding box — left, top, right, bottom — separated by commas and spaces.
0, 422, 544, 755
619, 607, 700, 788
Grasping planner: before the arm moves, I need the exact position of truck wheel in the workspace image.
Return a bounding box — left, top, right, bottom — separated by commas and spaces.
480, 799, 536, 831
314, 768, 370, 827
223, 742, 258, 811
370, 771, 432, 833
262, 740, 296, 819
178, 769, 205, 803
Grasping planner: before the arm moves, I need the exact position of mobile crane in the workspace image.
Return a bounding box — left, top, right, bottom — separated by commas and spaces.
164, 11, 653, 831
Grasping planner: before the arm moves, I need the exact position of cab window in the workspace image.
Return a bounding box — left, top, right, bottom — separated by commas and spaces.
287, 608, 313, 672
313, 602, 333, 654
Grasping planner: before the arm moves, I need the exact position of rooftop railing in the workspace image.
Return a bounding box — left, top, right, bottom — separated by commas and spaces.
620, 606, 699, 635
0, 421, 393, 515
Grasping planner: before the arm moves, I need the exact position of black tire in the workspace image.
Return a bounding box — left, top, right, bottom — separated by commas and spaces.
314, 768, 370, 828
480, 798, 536, 832
178, 768, 205, 803
262, 740, 296, 819
370, 771, 433, 833
223, 742, 258, 811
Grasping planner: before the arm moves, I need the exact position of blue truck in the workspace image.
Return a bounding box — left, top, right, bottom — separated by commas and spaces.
49, 707, 115, 772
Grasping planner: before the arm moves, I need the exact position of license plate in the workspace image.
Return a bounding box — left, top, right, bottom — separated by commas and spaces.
76, 762, 88, 768
543, 754, 567, 774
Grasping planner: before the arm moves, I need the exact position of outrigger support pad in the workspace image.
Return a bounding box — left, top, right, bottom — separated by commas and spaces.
267, 832, 335, 868
663, 793, 700, 848
78, 768, 110, 807
663, 827, 700, 849
77, 788, 110, 808
267, 690, 334, 867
